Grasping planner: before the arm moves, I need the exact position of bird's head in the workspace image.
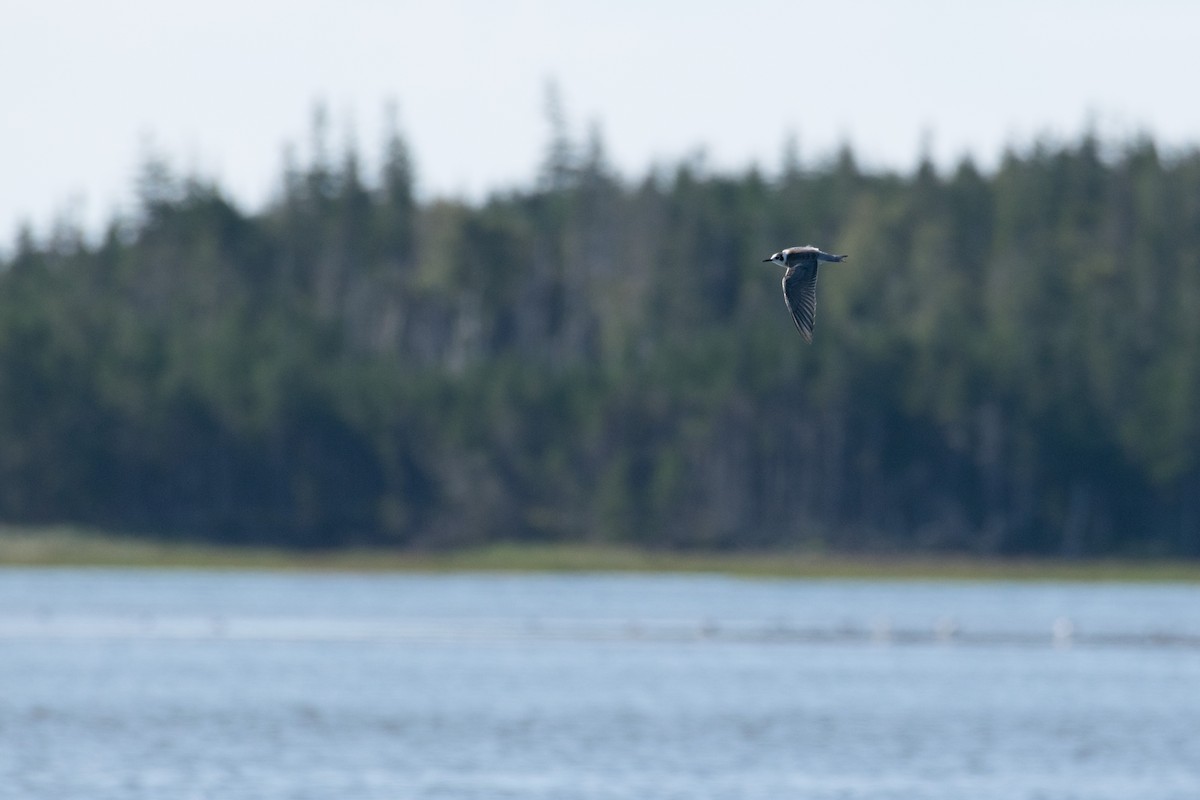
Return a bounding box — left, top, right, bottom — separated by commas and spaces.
762, 252, 785, 267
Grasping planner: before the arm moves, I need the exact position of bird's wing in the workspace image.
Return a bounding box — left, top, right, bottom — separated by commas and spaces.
782, 260, 819, 343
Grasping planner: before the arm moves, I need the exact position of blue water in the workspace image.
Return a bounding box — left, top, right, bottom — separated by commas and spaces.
0, 569, 1197, 800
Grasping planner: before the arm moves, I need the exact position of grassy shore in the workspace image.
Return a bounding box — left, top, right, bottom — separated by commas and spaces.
2, 524, 1199, 582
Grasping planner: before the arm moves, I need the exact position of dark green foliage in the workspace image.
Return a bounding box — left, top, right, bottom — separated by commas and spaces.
3, 119, 1200, 556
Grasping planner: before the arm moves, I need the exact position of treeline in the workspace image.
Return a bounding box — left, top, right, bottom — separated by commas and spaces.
3, 111, 1199, 556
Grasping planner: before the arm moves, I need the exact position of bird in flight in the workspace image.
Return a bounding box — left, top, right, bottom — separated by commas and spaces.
762, 245, 849, 343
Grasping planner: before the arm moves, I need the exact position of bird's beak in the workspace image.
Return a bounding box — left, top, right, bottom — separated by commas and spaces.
761, 258, 773, 262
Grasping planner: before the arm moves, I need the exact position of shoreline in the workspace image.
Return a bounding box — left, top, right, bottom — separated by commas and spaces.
2, 526, 1198, 582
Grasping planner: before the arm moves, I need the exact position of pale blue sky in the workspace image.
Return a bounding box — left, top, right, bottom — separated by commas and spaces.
4, 0, 1198, 241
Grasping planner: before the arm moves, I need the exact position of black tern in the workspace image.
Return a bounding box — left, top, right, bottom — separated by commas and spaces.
762, 245, 849, 343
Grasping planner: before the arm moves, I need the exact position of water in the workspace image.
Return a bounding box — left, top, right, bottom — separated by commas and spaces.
1, 569, 1197, 800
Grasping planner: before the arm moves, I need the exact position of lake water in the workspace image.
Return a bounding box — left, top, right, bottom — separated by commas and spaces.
0, 569, 1197, 800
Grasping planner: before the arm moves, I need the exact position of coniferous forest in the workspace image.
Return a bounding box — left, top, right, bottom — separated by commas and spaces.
3, 109, 1200, 557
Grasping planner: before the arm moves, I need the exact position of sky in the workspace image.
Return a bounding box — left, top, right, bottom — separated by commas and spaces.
4, 0, 1199, 242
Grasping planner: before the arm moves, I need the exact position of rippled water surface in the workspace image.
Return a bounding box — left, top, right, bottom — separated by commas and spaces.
1, 569, 1197, 799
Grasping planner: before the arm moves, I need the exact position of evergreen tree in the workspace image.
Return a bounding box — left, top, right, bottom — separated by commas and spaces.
1, 109, 1198, 556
